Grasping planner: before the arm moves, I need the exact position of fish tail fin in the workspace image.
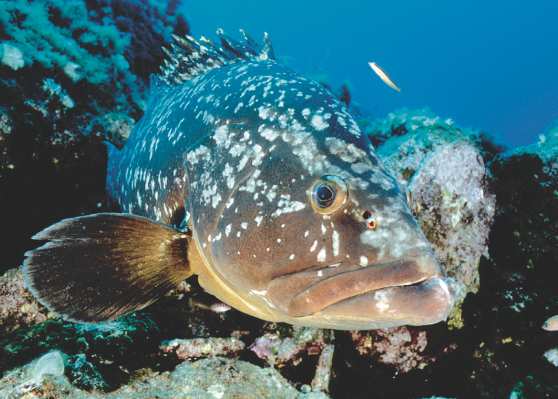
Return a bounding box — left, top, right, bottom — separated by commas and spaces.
24, 213, 192, 324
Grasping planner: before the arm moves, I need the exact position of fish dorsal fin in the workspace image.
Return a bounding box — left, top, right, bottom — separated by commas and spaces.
154, 29, 276, 88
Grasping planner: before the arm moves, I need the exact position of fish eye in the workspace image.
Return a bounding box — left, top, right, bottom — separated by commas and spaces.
310, 176, 348, 214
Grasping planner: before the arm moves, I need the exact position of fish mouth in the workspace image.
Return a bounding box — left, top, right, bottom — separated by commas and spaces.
267, 253, 456, 326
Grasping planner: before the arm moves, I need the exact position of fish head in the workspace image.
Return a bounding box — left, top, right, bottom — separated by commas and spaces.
186, 61, 456, 330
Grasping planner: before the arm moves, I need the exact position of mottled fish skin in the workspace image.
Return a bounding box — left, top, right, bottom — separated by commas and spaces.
104, 31, 456, 330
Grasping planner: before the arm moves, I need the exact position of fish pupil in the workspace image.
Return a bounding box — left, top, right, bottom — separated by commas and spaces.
317, 184, 335, 207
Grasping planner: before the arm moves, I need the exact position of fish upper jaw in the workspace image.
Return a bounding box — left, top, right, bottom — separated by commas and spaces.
266, 252, 457, 328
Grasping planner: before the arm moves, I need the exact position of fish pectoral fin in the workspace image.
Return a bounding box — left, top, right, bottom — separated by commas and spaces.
24, 213, 192, 324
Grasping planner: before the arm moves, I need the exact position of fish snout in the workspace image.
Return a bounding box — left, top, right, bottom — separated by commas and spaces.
314, 274, 457, 329
266, 252, 457, 329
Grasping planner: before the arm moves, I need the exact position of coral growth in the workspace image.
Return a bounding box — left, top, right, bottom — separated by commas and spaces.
0, 267, 50, 333
160, 337, 245, 360
543, 348, 558, 367
311, 344, 334, 393
248, 326, 334, 394
0, 0, 189, 275
0, 0, 188, 89
509, 117, 558, 177
367, 108, 496, 328
249, 326, 330, 367
351, 327, 434, 373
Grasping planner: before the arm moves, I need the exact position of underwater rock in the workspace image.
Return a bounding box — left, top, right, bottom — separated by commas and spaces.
488, 152, 558, 289
0, 357, 330, 399
368, 108, 496, 328
0, 267, 50, 333
0, 0, 190, 277
509, 377, 558, 399
160, 337, 245, 359
443, 145, 558, 397
67, 353, 109, 391
311, 344, 334, 393
248, 325, 333, 392
508, 117, 558, 177
0, 311, 161, 390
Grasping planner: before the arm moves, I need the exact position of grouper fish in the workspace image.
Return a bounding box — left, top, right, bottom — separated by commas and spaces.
23, 30, 456, 330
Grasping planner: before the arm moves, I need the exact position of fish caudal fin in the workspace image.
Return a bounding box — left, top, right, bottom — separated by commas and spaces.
24, 213, 192, 324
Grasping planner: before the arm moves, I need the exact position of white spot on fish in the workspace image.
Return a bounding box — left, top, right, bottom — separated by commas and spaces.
271, 195, 306, 217
289, 254, 295, 260
351, 162, 373, 174
261, 127, 279, 141
374, 290, 390, 312
225, 224, 232, 237
310, 240, 318, 252
332, 230, 340, 257
360, 256, 368, 267
317, 247, 326, 262
212, 193, 222, 208
241, 222, 248, 229
258, 106, 270, 119
311, 115, 329, 131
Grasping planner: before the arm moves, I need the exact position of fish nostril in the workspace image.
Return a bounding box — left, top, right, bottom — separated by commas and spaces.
361, 210, 377, 230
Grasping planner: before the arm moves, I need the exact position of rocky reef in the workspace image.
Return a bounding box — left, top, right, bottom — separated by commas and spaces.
366, 108, 497, 329
0, 0, 190, 277
1, 356, 328, 399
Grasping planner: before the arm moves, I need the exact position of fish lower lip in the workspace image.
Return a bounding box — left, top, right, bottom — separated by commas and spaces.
267, 252, 451, 318
318, 276, 457, 328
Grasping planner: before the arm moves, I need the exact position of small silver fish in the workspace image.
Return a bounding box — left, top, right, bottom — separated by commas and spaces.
190, 295, 231, 313
542, 315, 558, 331
369, 62, 403, 92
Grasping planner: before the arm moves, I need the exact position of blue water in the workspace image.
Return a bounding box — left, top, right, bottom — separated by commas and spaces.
183, 0, 558, 149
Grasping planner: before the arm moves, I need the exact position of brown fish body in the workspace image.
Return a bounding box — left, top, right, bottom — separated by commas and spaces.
23, 31, 456, 330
